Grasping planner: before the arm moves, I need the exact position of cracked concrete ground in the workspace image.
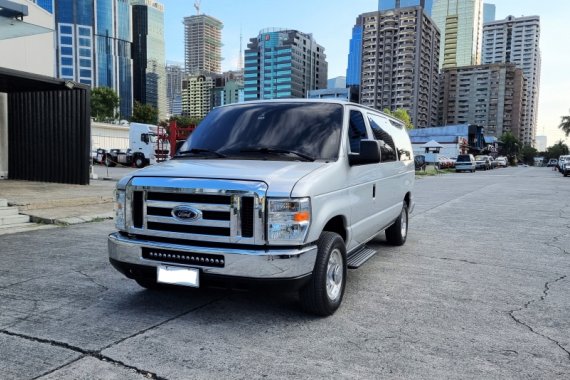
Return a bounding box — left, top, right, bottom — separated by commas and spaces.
0, 167, 569, 379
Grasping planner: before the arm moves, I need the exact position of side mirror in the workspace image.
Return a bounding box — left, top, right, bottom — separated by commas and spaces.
141, 133, 149, 144
348, 139, 381, 166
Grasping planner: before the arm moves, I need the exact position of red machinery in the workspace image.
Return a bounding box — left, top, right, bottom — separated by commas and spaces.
166, 120, 196, 158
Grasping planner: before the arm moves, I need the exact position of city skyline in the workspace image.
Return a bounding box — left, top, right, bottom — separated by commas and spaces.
160, 0, 570, 147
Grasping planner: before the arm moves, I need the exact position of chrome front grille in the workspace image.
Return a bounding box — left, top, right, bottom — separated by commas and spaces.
126, 177, 267, 244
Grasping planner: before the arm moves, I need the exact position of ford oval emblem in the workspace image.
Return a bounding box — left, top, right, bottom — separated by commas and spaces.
171, 205, 202, 222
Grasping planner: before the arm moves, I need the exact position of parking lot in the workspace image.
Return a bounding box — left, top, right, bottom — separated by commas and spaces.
1, 167, 569, 379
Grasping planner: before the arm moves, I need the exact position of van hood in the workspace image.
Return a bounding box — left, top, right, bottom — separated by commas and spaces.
118, 158, 328, 197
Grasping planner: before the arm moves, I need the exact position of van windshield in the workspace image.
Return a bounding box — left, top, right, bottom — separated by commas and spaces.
177, 103, 343, 161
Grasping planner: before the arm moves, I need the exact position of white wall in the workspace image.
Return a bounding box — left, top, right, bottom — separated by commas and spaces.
91, 122, 130, 151
0, 1, 55, 77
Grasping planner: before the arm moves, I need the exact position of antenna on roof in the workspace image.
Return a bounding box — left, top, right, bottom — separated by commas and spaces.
194, 0, 201, 15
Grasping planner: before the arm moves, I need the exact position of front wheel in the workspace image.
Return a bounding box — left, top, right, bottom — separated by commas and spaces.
299, 232, 347, 316
134, 155, 146, 168
386, 202, 409, 246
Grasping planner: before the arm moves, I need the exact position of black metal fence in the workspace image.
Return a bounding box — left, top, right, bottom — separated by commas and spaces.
1, 68, 91, 185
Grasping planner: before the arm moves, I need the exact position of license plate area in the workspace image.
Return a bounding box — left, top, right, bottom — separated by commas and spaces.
157, 265, 199, 287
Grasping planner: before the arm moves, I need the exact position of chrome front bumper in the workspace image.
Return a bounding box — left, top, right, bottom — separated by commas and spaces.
108, 233, 317, 279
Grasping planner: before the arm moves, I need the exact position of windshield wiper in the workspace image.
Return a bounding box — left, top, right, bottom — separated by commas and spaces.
239, 147, 315, 162
175, 148, 227, 158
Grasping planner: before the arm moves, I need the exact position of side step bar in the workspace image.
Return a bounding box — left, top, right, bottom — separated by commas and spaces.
346, 246, 377, 269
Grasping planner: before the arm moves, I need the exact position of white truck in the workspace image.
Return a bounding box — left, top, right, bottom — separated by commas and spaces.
102, 123, 169, 168
109, 100, 415, 315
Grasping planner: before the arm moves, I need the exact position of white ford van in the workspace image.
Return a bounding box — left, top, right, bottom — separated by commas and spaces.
109, 100, 415, 315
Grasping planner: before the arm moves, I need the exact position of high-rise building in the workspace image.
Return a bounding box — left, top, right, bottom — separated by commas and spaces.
96, 0, 133, 118
222, 80, 244, 106
54, 0, 96, 86
54, 0, 133, 118
328, 76, 346, 89
483, 3, 495, 23
439, 63, 524, 138
379, 0, 433, 15
31, 0, 54, 13
183, 14, 223, 75
166, 63, 184, 116
431, 0, 483, 69
244, 28, 327, 101
346, 23, 363, 87
132, 0, 167, 120
535, 135, 547, 152
181, 75, 214, 118
483, 15, 541, 146
358, 7, 440, 128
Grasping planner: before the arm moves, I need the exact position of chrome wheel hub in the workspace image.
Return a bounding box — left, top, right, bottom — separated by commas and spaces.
326, 248, 343, 301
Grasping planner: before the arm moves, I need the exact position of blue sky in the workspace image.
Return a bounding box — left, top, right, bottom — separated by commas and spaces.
160, 0, 570, 146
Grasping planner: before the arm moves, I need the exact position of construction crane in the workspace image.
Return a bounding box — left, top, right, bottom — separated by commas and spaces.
194, 0, 201, 15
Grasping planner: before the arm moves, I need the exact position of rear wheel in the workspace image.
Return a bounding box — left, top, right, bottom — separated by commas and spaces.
104, 154, 116, 167
386, 202, 409, 246
299, 232, 346, 316
134, 155, 146, 168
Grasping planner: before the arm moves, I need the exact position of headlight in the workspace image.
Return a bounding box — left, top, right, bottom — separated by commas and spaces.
115, 190, 126, 230
267, 198, 311, 244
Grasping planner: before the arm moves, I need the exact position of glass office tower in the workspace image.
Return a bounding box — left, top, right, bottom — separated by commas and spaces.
346, 24, 362, 87
431, 0, 483, 69
32, 0, 54, 13
54, 0, 133, 118
132, 0, 167, 120
244, 29, 327, 100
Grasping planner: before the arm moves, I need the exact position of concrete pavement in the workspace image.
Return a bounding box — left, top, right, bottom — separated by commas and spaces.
0, 166, 568, 379
0, 165, 136, 228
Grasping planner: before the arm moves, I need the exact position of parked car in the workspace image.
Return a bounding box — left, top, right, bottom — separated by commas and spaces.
437, 155, 455, 169
547, 158, 558, 167
488, 156, 498, 169
496, 157, 508, 168
474, 155, 491, 170
561, 157, 570, 176
558, 155, 570, 172
415, 154, 426, 171
455, 154, 476, 172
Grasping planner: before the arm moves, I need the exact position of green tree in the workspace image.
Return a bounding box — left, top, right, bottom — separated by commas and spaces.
131, 101, 158, 124
91, 87, 119, 121
546, 140, 569, 160
383, 108, 414, 130
519, 145, 538, 165
499, 132, 520, 165
170, 115, 202, 128
559, 110, 570, 137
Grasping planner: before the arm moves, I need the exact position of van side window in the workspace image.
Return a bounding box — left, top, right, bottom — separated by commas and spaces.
368, 116, 397, 162
348, 111, 368, 153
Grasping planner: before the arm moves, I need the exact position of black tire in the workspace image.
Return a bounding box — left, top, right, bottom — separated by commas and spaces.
299, 232, 347, 316
104, 155, 116, 167
386, 202, 409, 246
134, 155, 146, 168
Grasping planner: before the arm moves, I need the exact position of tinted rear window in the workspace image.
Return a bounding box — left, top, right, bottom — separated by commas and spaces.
457, 155, 471, 162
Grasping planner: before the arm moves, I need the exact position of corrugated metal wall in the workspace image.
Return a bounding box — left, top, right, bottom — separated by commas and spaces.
7, 89, 91, 185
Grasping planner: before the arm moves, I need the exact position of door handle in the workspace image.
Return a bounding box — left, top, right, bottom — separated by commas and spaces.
372, 184, 376, 198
